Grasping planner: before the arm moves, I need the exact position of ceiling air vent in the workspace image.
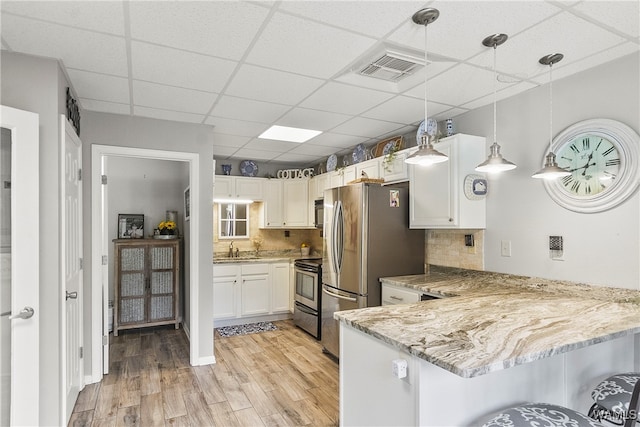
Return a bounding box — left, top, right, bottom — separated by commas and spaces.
358, 50, 423, 82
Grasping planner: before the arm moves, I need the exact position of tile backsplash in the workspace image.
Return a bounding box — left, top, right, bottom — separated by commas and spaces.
426, 229, 484, 270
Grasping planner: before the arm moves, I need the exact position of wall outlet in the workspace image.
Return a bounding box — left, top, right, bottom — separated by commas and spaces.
549, 236, 564, 260
464, 234, 474, 247
392, 359, 408, 379
501, 240, 512, 257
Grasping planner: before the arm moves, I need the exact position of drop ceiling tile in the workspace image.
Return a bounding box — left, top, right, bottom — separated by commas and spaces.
243, 139, 301, 153
271, 152, 320, 164
278, 1, 425, 38
1, 15, 128, 76
276, 108, 351, 131
411, 64, 495, 107
332, 117, 406, 138
80, 98, 130, 115
205, 116, 269, 138
212, 133, 251, 148
246, 11, 376, 79
387, 1, 560, 61
300, 82, 395, 116
133, 81, 217, 115
129, 2, 268, 60
133, 106, 205, 124
66, 69, 130, 104
361, 95, 424, 124
290, 143, 341, 157
131, 41, 237, 93
1, 1, 125, 35
213, 146, 240, 158
434, 107, 470, 122
212, 96, 291, 124
225, 64, 324, 106
308, 133, 369, 149
232, 148, 280, 162
461, 81, 537, 110
469, 11, 630, 79
572, 1, 639, 39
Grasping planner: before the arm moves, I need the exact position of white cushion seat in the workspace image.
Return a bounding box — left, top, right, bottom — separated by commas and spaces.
481, 403, 605, 427
589, 372, 640, 426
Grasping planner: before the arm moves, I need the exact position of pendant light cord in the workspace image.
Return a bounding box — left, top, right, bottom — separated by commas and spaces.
548, 63, 553, 152
493, 44, 497, 145
423, 22, 428, 147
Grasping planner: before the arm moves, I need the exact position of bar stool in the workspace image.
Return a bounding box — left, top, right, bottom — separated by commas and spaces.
480, 403, 605, 427
588, 372, 640, 427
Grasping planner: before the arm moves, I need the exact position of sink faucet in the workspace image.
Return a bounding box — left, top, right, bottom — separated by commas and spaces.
228, 241, 234, 257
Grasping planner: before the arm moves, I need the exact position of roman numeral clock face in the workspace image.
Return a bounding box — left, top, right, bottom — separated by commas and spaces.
556, 135, 620, 196
542, 119, 640, 213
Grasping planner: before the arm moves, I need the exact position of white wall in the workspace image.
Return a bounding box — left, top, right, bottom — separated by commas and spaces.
453, 53, 639, 289
81, 112, 215, 367
107, 157, 189, 305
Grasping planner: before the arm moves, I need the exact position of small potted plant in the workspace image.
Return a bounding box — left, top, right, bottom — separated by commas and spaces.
301, 242, 310, 256
158, 220, 177, 236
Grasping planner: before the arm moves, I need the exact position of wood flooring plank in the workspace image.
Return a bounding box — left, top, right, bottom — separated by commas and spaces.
240, 381, 280, 417
296, 396, 337, 426
260, 413, 289, 427
115, 405, 140, 427
139, 392, 164, 426
90, 417, 116, 427
182, 392, 214, 426
176, 368, 200, 396
164, 415, 190, 427
94, 384, 120, 420
73, 383, 100, 413
162, 386, 187, 419
118, 376, 141, 408
193, 365, 227, 405
234, 407, 266, 426
208, 401, 241, 427
68, 410, 94, 427
140, 362, 162, 396
266, 388, 312, 426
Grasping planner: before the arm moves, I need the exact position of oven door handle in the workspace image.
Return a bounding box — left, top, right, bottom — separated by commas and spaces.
295, 265, 318, 274
322, 285, 357, 303
295, 302, 317, 315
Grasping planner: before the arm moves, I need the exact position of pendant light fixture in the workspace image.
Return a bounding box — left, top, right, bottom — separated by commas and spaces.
475, 34, 517, 173
532, 53, 571, 180
405, 8, 448, 166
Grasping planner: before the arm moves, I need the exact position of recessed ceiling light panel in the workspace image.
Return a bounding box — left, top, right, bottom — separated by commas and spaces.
259, 125, 322, 143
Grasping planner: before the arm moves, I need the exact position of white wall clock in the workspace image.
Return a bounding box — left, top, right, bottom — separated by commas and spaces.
543, 118, 640, 213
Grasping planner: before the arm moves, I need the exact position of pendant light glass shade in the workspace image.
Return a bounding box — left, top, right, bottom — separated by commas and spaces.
405, 8, 447, 166
532, 53, 570, 180
475, 34, 516, 173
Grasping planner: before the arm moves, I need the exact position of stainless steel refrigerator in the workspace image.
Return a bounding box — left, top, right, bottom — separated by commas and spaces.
321, 183, 425, 358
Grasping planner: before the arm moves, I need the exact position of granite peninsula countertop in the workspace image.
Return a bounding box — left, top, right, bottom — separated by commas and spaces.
334, 266, 640, 378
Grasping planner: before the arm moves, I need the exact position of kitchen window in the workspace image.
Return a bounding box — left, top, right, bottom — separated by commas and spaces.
218, 202, 249, 239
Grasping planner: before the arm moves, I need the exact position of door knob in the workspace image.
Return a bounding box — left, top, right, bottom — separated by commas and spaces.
66, 291, 78, 300
9, 306, 35, 320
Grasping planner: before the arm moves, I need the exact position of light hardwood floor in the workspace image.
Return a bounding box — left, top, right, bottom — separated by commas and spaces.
69, 320, 339, 426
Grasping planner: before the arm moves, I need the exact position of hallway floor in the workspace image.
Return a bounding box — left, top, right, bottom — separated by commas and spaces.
69, 320, 339, 426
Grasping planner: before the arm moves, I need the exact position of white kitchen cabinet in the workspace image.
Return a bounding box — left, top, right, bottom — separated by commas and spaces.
328, 165, 356, 188
213, 264, 239, 320
240, 263, 270, 316
214, 175, 264, 201
261, 179, 311, 228
409, 134, 486, 229
355, 158, 380, 179
213, 261, 292, 325
270, 262, 290, 313
381, 283, 422, 306
381, 150, 409, 183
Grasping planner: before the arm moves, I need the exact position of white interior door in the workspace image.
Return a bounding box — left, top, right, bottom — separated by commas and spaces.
61, 116, 83, 424
101, 155, 109, 374
0, 105, 40, 426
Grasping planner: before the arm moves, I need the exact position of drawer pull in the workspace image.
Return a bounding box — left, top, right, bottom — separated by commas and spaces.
389, 295, 403, 301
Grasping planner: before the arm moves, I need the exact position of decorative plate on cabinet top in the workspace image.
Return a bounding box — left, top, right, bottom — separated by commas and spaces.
352, 143, 366, 164
240, 160, 258, 177
327, 154, 338, 172
416, 118, 438, 143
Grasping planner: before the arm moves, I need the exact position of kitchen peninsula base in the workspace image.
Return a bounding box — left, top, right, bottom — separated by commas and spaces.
340, 324, 638, 426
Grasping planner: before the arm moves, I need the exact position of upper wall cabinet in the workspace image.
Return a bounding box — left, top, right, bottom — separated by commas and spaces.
261, 179, 311, 228
409, 134, 486, 229
214, 175, 264, 201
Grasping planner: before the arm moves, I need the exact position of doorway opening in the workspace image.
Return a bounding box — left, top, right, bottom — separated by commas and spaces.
90, 145, 201, 382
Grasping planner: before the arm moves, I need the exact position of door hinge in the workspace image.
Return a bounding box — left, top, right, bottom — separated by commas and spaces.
102, 255, 108, 265
103, 336, 108, 346
79, 347, 83, 359
78, 168, 82, 181
101, 175, 107, 185
79, 257, 83, 270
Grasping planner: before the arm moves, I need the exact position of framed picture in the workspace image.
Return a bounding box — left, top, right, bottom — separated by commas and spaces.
374, 135, 404, 158
184, 186, 191, 221
118, 214, 144, 239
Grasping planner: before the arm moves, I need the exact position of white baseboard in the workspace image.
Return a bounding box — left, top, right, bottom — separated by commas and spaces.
196, 355, 216, 366
213, 313, 292, 328
182, 323, 190, 341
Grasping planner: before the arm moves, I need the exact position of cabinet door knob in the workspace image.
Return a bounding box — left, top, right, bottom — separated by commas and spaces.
448, 218, 453, 222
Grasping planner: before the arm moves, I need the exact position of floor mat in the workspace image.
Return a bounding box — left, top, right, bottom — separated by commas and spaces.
215, 321, 278, 337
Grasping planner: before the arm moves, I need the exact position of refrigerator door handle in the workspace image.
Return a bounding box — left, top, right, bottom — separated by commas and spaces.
330, 200, 342, 275
322, 285, 357, 303
335, 200, 343, 273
